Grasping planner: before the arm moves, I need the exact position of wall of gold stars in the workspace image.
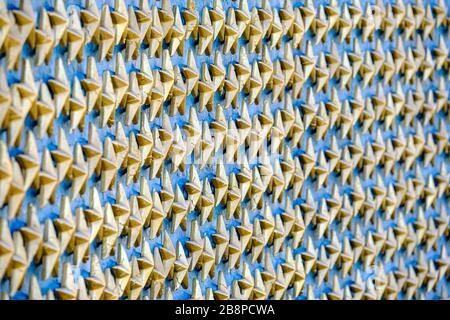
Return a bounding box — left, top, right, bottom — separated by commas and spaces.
0, 0, 449, 300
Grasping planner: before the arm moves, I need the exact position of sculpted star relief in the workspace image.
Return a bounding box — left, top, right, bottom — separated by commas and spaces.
0, 0, 448, 300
